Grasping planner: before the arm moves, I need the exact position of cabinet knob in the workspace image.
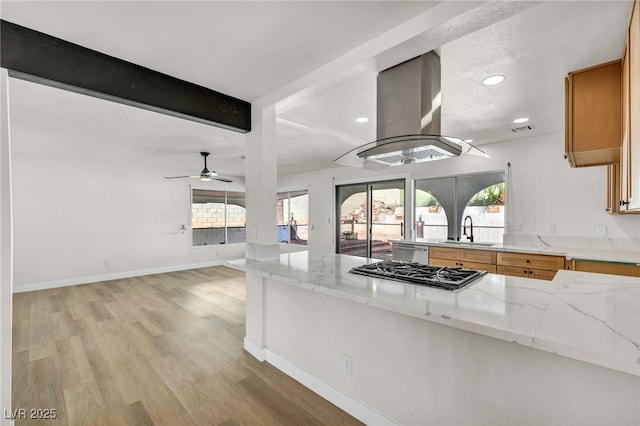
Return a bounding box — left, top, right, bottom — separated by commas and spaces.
525, 259, 530, 263
620, 200, 630, 206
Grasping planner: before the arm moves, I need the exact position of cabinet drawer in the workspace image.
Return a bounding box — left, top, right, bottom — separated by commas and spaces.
497, 265, 530, 278
430, 257, 496, 273
497, 252, 565, 271
497, 265, 557, 280
460, 249, 496, 265
459, 261, 496, 274
429, 246, 460, 260
429, 257, 459, 268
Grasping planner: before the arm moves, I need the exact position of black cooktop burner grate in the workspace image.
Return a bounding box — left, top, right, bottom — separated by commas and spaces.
349, 260, 486, 291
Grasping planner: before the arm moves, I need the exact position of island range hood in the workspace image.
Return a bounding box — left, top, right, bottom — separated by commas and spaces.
335, 51, 488, 168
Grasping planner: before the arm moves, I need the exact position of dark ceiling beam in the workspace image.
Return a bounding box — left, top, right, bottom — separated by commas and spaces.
0, 19, 251, 133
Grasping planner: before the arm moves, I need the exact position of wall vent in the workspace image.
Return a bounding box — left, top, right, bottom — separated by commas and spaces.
510, 124, 535, 133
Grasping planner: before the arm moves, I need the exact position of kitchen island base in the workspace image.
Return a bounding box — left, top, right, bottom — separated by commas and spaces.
243, 272, 639, 426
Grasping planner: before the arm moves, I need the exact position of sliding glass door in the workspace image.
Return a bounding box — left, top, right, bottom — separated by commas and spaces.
336, 180, 405, 260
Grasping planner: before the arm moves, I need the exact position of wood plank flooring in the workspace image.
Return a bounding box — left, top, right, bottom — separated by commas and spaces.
12, 266, 362, 426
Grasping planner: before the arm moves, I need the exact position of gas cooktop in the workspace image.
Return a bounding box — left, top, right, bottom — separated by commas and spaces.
349, 260, 487, 291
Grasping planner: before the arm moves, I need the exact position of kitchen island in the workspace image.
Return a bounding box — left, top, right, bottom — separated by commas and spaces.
227, 251, 639, 425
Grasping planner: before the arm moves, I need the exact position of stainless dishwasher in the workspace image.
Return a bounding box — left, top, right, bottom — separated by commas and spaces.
392, 242, 429, 264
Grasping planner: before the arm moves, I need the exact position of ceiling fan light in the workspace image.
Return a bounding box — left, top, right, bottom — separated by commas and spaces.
200, 176, 212, 182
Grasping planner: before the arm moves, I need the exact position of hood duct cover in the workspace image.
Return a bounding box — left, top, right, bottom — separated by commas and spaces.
335, 51, 488, 168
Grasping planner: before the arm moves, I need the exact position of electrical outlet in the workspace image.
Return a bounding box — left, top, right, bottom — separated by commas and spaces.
105, 261, 112, 269
342, 354, 352, 375
546, 224, 556, 234
596, 225, 607, 237
511, 224, 522, 231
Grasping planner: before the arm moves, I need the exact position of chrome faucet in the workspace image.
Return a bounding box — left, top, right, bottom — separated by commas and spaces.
463, 215, 474, 243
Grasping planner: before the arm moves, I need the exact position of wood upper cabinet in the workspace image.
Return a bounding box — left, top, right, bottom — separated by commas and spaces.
565, 60, 622, 167
429, 247, 497, 273
496, 252, 565, 281
620, 0, 640, 212
606, 163, 622, 214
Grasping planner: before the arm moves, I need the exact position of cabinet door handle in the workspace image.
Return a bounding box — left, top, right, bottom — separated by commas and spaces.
620, 200, 630, 206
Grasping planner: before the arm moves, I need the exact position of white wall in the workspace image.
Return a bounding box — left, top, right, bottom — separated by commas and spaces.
11, 150, 246, 291
278, 132, 640, 254
0, 69, 13, 425
12, 130, 639, 290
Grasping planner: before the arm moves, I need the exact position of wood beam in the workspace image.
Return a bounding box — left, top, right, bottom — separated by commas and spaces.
0, 19, 251, 133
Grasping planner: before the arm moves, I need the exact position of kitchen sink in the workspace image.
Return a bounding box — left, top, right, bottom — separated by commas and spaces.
438, 240, 496, 247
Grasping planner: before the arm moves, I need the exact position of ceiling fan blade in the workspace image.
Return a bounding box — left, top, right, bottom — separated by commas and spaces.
164, 152, 230, 182
213, 176, 233, 183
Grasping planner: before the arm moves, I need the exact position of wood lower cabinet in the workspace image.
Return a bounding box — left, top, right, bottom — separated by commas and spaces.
429, 246, 497, 273
496, 252, 565, 281
567, 259, 640, 277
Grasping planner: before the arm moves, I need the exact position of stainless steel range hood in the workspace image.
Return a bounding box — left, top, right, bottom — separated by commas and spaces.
335, 51, 488, 168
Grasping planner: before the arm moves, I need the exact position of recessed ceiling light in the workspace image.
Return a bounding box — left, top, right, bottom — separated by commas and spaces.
464, 139, 473, 143
355, 117, 369, 123
513, 117, 530, 124
481, 74, 506, 86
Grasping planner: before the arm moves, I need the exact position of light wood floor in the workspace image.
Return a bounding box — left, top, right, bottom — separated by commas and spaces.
12, 266, 361, 425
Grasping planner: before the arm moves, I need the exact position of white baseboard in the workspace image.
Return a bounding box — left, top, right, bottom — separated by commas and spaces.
250, 346, 397, 426
243, 338, 266, 362
12, 260, 227, 293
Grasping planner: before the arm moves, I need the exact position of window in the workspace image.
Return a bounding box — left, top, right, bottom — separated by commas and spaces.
277, 190, 308, 245
192, 189, 245, 246
461, 182, 505, 243
415, 190, 448, 240
415, 172, 504, 243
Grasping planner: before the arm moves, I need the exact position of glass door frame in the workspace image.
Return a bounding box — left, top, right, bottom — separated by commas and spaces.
334, 176, 410, 259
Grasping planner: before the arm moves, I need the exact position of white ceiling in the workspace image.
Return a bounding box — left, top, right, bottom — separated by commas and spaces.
1, 0, 633, 178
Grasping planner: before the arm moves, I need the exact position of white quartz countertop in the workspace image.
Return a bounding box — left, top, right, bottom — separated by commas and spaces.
227, 251, 640, 377
392, 239, 640, 264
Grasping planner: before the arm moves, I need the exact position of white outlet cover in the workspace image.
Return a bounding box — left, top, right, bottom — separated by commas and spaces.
342, 354, 352, 375
596, 225, 607, 237
546, 224, 556, 234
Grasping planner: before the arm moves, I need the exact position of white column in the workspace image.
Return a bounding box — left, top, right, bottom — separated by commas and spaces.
0, 69, 13, 425
243, 104, 278, 358
244, 104, 279, 261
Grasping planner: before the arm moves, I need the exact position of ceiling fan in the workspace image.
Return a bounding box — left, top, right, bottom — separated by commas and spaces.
164, 152, 233, 183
